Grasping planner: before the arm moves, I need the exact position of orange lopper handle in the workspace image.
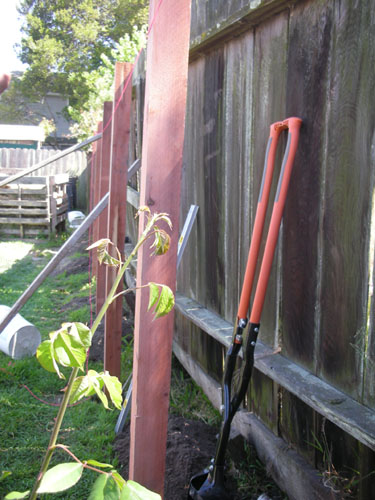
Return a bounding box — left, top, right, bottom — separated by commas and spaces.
237, 117, 302, 323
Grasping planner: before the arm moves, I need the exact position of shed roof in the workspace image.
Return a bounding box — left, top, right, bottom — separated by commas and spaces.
0, 124, 45, 142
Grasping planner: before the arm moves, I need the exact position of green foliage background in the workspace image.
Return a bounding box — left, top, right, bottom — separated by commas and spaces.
0, 0, 148, 141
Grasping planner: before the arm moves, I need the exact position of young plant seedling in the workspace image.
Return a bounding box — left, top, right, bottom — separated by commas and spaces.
5, 208, 174, 500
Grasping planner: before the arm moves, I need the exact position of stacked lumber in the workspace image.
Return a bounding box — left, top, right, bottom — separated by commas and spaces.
0, 172, 69, 238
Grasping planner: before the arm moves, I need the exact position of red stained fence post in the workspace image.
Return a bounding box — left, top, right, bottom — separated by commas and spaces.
95, 103, 112, 314
104, 63, 133, 378
129, 0, 192, 496
91, 122, 102, 277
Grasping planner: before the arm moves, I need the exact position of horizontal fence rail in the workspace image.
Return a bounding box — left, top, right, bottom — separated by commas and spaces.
0, 133, 102, 187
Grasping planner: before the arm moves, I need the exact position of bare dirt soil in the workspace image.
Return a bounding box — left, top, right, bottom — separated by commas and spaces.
60, 238, 286, 500
114, 414, 220, 499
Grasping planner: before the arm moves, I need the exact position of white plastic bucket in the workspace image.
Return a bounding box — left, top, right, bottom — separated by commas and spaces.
0, 305, 41, 359
67, 210, 86, 228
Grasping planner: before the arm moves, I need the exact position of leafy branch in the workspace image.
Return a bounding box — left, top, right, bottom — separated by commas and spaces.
5, 208, 174, 500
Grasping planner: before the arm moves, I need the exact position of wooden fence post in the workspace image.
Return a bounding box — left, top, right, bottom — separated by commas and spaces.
96, 103, 112, 314
104, 63, 133, 378
91, 122, 103, 277
129, 1, 192, 496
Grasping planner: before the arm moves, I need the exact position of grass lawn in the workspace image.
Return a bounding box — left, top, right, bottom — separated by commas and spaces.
0, 236, 119, 499
0, 236, 220, 499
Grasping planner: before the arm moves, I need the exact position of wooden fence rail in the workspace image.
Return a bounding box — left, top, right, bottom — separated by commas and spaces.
2, 0, 375, 497
124, 0, 375, 497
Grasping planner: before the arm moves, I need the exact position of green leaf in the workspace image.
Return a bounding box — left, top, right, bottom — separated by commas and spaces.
86, 460, 113, 469
111, 471, 126, 490
36, 339, 55, 372
54, 331, 87, 370
103, 475, 122, 500
147, 282, 160, 311
150, 227, 170, 256
147, 283, 175, 319
37, 462, 83, 493
88, 474, 107, 500
120, 480, 161, 500
155, 213, 172, 230
87, 238, 111, 251
87, 370, 109, 409
87, 239, 121, 267
0, 470, 12, 482
36, 339, 64, 378
88, 474, 121, 500
101, 372, 122, 410
1, 470, 11, 482
102, 253, 122, 268
69, 374, 93, 404
69, 322, 93, 348
87, 238, 111, 265
4, 492, 30, 499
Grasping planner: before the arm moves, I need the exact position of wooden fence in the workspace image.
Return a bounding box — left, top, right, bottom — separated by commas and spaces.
0, 173, 69, 237
0, 148, 88, 210
0, 148, 87, 177
3, 0, 373, 496
124, 0, 375, 498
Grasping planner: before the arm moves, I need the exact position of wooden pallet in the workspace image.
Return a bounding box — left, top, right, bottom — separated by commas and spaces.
0, 172, 69, 238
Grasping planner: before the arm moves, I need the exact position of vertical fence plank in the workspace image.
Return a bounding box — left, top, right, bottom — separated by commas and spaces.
222, 33, 254, 323
365, 237, 375, 407
283, 0, 333, 372
104, 63, 133, 378
202, 48, 225, 313
96, 104, 112, 315
178, 58, 205, 306
318, 0, 375, 399
129, 0, 192, 495
358, 1, 375, 410
247, 11, 288, 437
92, 122, 103, 277
251, 11, 288, 347
279, 0, 334, 462
177, 59, 205, 372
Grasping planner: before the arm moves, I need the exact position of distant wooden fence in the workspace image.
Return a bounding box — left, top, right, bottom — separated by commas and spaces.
0, 148, 87, 176
0, 148, 88, 211
0, 173, 69, 237
125, 0, 375, 498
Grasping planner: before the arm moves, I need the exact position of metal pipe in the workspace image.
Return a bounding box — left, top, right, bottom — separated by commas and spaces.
0, 133, 102, 188
0, 192, 109, 333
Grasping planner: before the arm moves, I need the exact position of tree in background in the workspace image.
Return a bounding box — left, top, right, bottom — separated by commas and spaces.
0, 0, 148, 141
68, 26, 146, 141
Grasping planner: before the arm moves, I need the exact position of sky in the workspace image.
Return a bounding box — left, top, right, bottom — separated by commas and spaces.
0, 0, 28, 73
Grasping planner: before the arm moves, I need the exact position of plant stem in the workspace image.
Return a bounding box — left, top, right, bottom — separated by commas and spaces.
28, 367, 79, 500
28, 212, 159, 499
90, 218, 154, 338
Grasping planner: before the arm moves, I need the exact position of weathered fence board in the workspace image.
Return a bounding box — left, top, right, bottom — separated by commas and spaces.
282, 0, 333, 374
317, 0, 375, 401
222, 32, 254, 323
124, 0, 375, 495
365, 236, 375, 407
251, 10, 289, 348
0, 148, 86, 177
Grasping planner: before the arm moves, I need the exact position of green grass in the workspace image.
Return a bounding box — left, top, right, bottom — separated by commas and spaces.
0, 238, 93, 336
0, 237, 283, 499
0, 237, 218, 499
0, 237, 116, 499
169, 361, 221, 426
